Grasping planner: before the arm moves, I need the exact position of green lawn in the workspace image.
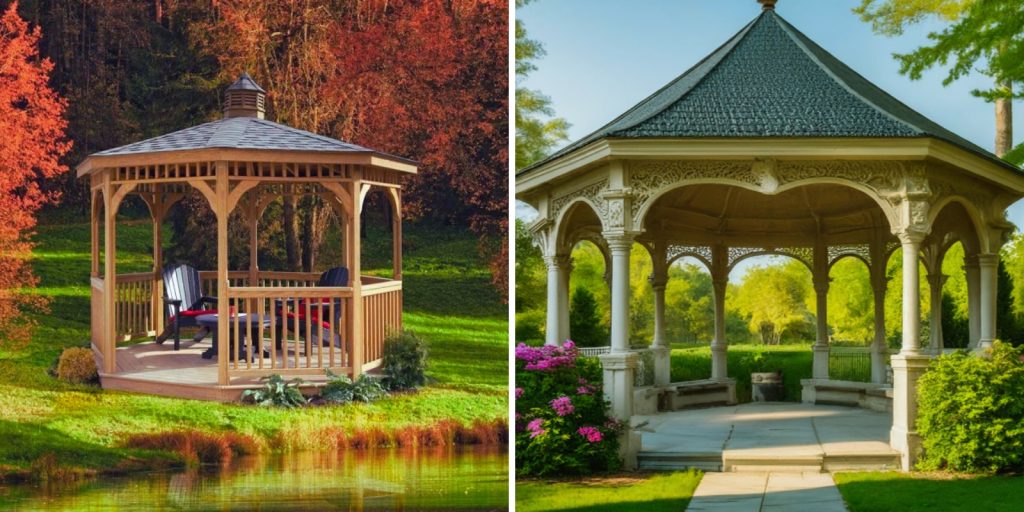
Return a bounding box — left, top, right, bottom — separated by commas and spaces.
835, 471, 1024, 512
0, 218, 507, 478
516, 471, 703, 512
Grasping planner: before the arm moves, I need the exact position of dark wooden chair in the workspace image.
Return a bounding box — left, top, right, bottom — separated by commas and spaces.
276, 267, 348, 349
156, 264, 219, 351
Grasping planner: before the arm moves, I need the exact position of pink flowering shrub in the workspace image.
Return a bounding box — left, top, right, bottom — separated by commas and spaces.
515, 340, 621, 476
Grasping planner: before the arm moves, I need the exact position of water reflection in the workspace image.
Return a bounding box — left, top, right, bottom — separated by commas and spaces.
1, 446, 508, 511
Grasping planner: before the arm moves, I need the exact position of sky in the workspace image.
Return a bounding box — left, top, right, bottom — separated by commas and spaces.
515, 0, 1024, 281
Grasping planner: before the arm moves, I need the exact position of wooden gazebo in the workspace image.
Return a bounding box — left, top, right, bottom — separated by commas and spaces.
79, 74, 415, 400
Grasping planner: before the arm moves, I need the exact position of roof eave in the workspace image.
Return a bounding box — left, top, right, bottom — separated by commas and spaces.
515, 137, 1024, 197
77, 148, 418, 178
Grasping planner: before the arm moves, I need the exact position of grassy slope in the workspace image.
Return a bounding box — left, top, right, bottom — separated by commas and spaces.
516, 471, 703, 512
0, 218, 507, 476
834, 472, 1024, 512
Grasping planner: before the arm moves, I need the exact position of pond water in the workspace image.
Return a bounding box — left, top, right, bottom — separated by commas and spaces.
0, 446, 508, 511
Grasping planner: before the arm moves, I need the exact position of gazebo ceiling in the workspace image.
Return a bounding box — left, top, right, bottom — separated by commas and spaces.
643, 183, 887, 245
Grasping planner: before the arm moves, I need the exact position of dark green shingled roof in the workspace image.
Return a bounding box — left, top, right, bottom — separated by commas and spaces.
519, 9, 1013, 174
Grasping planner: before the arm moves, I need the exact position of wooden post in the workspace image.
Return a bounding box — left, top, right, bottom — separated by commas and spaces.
90, 189, 100, 278
349, 179, 364, 377
102, 173, 117, 374
151, 190, 164, 336
216, 162, 230, 385
390, 189, 402, 281
248, 199, 259, 287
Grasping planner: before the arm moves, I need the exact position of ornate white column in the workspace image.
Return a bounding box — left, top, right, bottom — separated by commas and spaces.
977, 254, 998, 350
871, 266, 888, 384
558, 259, 572, 343
964, 255, 980, 348
650, 246, 671, 387
710, 245, 728, 381
927, 272, 947, 354
890, 229, 930, 470
599, 232, 639, 422
812, 241, 830, 380
544, 254, 570, 346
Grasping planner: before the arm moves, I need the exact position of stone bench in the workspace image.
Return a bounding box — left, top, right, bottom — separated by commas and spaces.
801, 378, 892, 412
654, 379, 737, 412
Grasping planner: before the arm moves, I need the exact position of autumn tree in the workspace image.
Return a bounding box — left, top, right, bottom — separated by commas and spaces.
0, 1, 70, 346
855, 0, 1024, 157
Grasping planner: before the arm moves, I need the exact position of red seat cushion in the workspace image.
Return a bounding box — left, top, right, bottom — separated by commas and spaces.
169, 306, 235, 325
277, 310, 331, 330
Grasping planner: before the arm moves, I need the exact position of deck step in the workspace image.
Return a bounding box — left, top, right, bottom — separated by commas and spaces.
637, 451, 722, 471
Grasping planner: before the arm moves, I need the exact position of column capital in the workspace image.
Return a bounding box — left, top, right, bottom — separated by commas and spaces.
603, 231, 639, 251
976, 253, 999, 268
648, 273, 668, 289
926, 272, 949, 288
543, 254, 572, 270
813, 274, 832, 294
895, 229, 928, 245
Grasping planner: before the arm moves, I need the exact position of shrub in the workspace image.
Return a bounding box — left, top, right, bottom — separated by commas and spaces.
515, 341, 622, 476
917, 341, 1024, 472
321, 370, 387, 403
381, 330, 428, 390
56, 347, 98, 384
569, 287, 607, 347
241, 374, 307, 407
515, 309, 545, 344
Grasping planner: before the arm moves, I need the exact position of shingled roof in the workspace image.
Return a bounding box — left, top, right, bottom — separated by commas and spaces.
92, 116, 375, 156
520, 9, 1013, 174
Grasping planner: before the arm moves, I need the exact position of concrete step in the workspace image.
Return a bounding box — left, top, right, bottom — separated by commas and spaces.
823, 452, 901, 471
637, 451, 722, 471
723, 454, 824, 473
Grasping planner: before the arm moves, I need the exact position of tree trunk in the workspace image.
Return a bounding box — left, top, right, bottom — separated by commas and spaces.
283, 193, 299, 271
995, 81, 1012, 157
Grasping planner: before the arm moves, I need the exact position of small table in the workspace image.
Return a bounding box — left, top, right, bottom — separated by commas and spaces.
196, 313, 271, 361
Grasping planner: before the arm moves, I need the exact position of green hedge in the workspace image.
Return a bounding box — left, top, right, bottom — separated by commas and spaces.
669, 344, 813, 402
917, 342, 1024, 472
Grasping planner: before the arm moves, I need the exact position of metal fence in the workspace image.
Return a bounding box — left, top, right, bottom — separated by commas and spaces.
828, 346, 874, 382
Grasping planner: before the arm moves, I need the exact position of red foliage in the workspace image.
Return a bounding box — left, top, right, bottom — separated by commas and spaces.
0, 1, 70, 346
190, 0, 509, 294
123, 430, 259, 467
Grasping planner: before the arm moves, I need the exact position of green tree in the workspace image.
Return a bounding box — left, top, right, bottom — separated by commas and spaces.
732, 261, 814, 345
855, 0, 1024, 157
570, 287, 607, 347
827, 257, 874, 343
515, 0, 569, 169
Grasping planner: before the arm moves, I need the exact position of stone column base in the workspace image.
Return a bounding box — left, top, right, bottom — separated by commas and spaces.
618, 429, 642, 471
812, 344, 830, 380
600, 352, 639, 422
651, 345, 671, 387
890, 353, 932, 470
710, 344, 727, 381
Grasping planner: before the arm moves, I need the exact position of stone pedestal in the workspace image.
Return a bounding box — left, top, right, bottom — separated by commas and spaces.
710, 344, 728, 381
889, 353, 932, 470
600, 352, 639, 421
651, 345, 671, 387
812, 344, 830, 380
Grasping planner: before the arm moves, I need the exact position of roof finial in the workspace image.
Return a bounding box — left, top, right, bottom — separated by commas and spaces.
758, 0, 777, 11
223, 73, 267, 119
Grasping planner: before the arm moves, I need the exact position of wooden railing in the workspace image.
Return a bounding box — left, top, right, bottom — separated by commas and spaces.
361, 280, 403, 370
223, 286, 354, 375
105, 270, 402, 380
114, 272, 157, 340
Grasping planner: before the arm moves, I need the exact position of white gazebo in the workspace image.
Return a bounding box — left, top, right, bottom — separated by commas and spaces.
516, 1, 1024, 470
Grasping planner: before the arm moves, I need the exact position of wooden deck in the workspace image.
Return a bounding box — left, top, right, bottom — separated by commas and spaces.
92, 338, 337, 402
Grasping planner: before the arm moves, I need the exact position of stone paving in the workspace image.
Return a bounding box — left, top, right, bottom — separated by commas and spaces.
687, 472, 847, 512
636, 402, 898, 472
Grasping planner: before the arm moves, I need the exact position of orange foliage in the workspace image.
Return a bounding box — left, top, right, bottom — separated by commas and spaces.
123, 430, 260, 467
0, 1, 70, 346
